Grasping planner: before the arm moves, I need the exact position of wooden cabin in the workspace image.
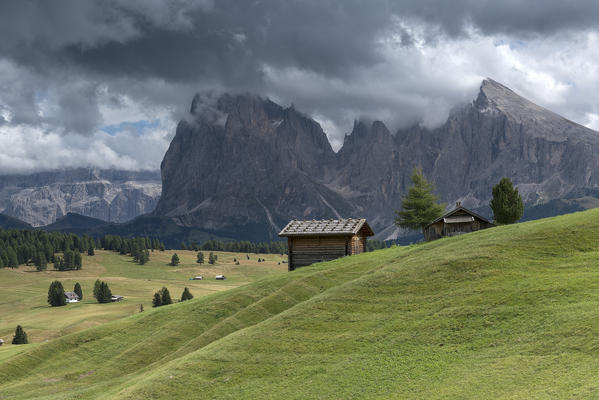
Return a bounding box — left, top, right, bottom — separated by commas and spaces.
278, 218, 375, 271
424, 202, 494, 241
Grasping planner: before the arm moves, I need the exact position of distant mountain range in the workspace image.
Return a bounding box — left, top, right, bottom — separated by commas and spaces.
0, 168, 161, 226
153, 79, 599, 241
3, 79, 599, 243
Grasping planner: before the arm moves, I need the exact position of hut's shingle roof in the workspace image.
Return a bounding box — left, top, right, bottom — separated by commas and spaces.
278, 218, 374, 237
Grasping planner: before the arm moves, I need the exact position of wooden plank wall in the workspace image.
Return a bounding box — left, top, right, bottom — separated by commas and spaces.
288, 236, 348, 270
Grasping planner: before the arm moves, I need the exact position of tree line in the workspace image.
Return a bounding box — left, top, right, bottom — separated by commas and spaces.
184, 239, 287, 254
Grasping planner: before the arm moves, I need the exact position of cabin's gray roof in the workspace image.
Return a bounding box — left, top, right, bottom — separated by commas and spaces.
444, 215, 475, 224
427, 205, 493, 228
64, 291, 79, 299
278, 218, 374, 237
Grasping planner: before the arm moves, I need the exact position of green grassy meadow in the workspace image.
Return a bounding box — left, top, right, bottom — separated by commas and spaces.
3, 209, 599, 398
0, 250, 287, 345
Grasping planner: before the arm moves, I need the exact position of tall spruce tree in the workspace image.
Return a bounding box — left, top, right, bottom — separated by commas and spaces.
74, 282, 83, 300
208, 252, 216, 265
36, 252, 47, 271
181, 287, 193, 301
160, 287, 173, 305
88, 246, 95, 256
74, 252, 82, 270
93, 279, 101, 300
490, 177, 524, 224
96, 282, 112, 303
170, 253, 179, 266
197, 251, 204, 264
12, 325, 28, 344
395, 167, 446, 235
152, 292, 162, 308
48, 280, 66, 307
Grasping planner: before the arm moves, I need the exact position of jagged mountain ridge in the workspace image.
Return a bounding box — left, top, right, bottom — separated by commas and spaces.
0, 168, 161, 226
153, 79, 599, 240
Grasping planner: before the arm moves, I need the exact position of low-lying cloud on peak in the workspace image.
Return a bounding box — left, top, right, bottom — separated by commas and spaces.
1, 1, 599, 171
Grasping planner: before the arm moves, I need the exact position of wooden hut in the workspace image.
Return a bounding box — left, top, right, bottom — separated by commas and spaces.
278, 218, 375, 271
424, 202, 494, 241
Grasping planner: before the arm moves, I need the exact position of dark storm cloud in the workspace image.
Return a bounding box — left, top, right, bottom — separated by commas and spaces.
0, 0, 599, 171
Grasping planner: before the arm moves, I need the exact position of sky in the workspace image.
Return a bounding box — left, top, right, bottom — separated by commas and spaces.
1, 0, 599, 173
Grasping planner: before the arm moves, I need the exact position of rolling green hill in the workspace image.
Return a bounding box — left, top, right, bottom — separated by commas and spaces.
3, 208, 599, 399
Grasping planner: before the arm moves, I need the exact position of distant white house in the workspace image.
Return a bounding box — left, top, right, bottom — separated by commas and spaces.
64, 292, 80, 303
0, 338, 4, 346
111, 295, 124, 302
215, 275, 226, 280
191, 276, 203, 280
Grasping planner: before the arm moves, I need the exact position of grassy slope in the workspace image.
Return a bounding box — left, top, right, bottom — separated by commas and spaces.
3, 209, 599, 398
0, 250, 286, 344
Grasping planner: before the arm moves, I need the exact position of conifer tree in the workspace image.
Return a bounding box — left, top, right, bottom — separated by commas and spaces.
197, 251, 204, 264
74, 252, 82, 270
152, 292, 162, 308
48, 280, 66, 307
96, 281, 112, 303
140, 304, 144, 312
7, 248, 18, 268
490, 177, 524, 224
88, 246, 95, 256
208, 252, 216, 265
93, 279, 101, 300
54, 256, 64, 271
74, 282, 83, 300
180, 287, 193, 301
63, 249, 74, 270
36, 252, 47, 271
12, 325, 28, 345
160, 287, 172, 305
170, 253, 180, 266
395, 167, 446, 235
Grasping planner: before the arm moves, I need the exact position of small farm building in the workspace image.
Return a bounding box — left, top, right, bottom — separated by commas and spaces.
111, 295, 124, 302
424, 202, 494, 241
0, 338, 4, 346
278, 218, 375, 271
64, 292, 80, 303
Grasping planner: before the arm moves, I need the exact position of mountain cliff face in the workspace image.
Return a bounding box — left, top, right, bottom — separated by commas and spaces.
0, 169, 161, 226
154, 94, 353, 239
155, 79, 599, 240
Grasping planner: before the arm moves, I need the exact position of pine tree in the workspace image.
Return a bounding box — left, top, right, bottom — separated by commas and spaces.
74, 252, 82, 270
180, 287, 193, 301
197, 251, 204, 264
36, 252, 47, 272
395, 167, 446, 235
7, 247, 18, 268
170, 253, 179, 266
93, 279, 101, 300
160, 287, 172, 305
48, 280, 66, 307
12, 325, 28, 345
490, 177, 524, 224
53, 256, 63, 271
96, 282, 112, 303
88, 246, 95, 256
208, 252, 216, 265
74, 282, 83, 300
138, 250, 149, 265
140, 304, 144, 312
63, 249, 74, 270
152, 292, 162, 307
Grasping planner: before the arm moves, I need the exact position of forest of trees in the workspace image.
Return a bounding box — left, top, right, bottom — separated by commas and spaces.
0, 227, 390, 271
0, 229, 169, 270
